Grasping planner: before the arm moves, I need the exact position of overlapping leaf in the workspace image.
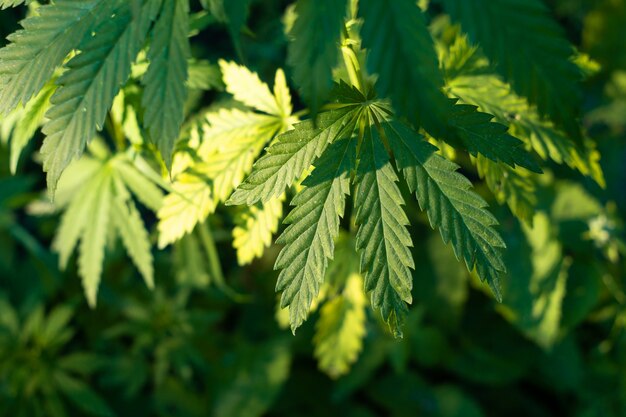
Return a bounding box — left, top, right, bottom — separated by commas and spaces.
54, 150, 162, 307
379, 117, 506, 299
274, 137, 356, 332
286, 0, 347, 115
142, 0, 190, 166
41, 0, 160, 193
442, 0, 583, 140
355, 118, 414, 337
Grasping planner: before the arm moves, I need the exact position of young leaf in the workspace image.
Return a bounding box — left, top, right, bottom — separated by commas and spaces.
314, 273, 367, 379
228, 106, 361, 206
158, 111, 279, 247
0, 0, 115, 115
9, 80, 55, 174
219, 60, 281, 115
41, 0, 158, 193
287, 0, 347, 115
142, 0, 190, 166
442, 0, 583, 140
355, 119, 414, 337
275, 137, 355, 332
232, 195, 284, 266
0, 0, 29, 8
381, 118, 506, 299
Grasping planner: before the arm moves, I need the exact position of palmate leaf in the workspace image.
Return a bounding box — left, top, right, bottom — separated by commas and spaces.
447, 68, 604, 186
142, 0, 190, 166
379, 117, 506, 299
359, 0, 450, 135
233, 195, 284, 266
54, 151, 162, 307
314, 273, 366, 379
355, 118, 414, 337
442, 0, 583, 141
158, 110, 280, 247
159, 62, 293, 247
287, 0, 347, 115
0, 0, 115, 115
358, 1, 538, 172
274, 136, 356, 332
227, 106, 362, 206
41, 0, 160, 193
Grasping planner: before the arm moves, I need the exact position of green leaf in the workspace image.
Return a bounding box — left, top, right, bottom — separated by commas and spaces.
499, 212, 569, 349
213, 340, 291, 417
448, 103, 542, 173
40, 0, 158, 193
228, 106, 361, 206
110, 173, 155, 289
54, 151, 161, 307
446, 64, 604, 185
55, 372, 114, 417
355, 118, 414, 337
142, 0, 190, 166
0, 0, 114, 115
380, 118, 506, 300
77, 170, 112, 307
0, 0, 29, 9
219, 59, 282, 116
442, 0, 583, 140
232, 195, 284, 266
9, 79, 55, 174
475, 156, 537, 225
274, 136, 355, 332
314, 273, 367, 379
287, 0, 347, 115
158, 110, 279, 247
359, 0, 450, 135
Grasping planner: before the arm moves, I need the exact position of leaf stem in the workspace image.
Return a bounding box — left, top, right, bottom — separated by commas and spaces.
197, 221, 250, 302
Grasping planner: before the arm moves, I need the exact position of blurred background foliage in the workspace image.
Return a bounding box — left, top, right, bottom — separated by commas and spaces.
0, 0, 626, 416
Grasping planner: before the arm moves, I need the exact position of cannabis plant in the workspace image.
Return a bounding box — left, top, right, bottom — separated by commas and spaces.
0, 0, 613, 342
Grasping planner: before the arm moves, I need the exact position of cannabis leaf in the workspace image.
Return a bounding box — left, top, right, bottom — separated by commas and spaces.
41, 0, 159, 193
0, 0, 115, 115
275, 136, 356, 332
54, 146, 162, 307
475, 155, 537, 225
142, 0, 190, 167
355, 117, 414, 337
227, 105, 361, 206
442, 0, 583, 140
0, 0, 29, 10
448, 103, 542, 173
379, 116, 506, 300
359, 0, 450, 135
314, 273, 366, 379
233, 195, 284, 266
287, 0, 347, 115
158, 61, 293, 247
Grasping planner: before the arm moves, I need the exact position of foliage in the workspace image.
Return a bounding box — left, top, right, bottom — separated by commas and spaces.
0, 0, 625, 416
